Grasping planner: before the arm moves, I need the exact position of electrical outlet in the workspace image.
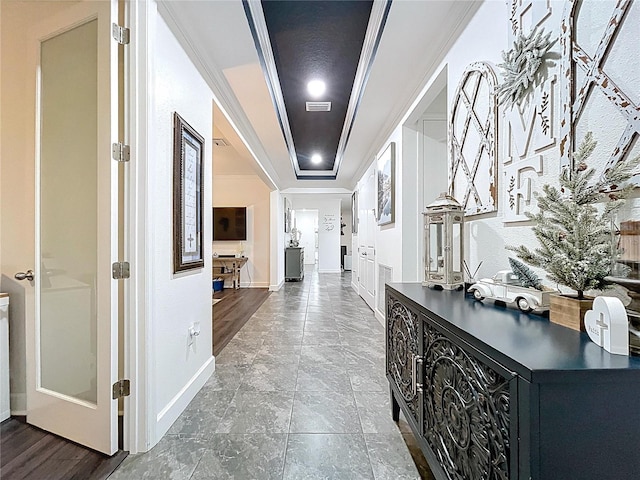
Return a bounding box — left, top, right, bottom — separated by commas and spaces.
188, 322, 201, 346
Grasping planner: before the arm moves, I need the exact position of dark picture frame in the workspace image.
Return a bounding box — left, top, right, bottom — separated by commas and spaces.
173, 112, 205, 272
377, 142, 395, 226
351, 190, 358, 234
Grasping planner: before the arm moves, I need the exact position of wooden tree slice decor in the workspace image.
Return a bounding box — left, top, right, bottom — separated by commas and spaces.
559, 0, 640, 186
449, 62, 499, 216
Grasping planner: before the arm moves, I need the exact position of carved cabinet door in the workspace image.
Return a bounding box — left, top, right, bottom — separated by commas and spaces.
422, 317, 518, 480
386, 293, 422, 432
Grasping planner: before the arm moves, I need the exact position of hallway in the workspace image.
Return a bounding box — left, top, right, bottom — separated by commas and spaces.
109, 268, 432, 479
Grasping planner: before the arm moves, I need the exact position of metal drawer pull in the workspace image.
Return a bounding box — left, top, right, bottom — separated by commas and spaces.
411, 354, 424, 396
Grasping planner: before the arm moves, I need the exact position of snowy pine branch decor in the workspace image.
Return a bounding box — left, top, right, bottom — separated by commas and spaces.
497, 26, 554, 108
509, 257, 543, 290
508, 132, 638, 299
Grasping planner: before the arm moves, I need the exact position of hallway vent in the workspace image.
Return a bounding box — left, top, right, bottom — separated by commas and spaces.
306, 101, 332, 112
213, 138, 230, 147
377, 264, 393, 315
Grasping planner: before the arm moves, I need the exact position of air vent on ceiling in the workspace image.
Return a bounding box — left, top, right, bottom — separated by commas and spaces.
213, 138, 229, 147
306, 101, 332, 112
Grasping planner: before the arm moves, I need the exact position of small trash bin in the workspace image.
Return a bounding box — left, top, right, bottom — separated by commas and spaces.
213, 279, 224, 292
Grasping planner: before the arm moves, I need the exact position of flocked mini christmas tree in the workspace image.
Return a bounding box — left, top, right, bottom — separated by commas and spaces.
508, 257, 543, 290
508, 132, 637, 299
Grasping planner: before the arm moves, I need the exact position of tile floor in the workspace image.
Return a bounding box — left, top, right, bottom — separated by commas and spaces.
109, 268, 433, 479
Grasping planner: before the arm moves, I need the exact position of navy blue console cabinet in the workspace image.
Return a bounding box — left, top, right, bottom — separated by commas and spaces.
386, 283, 640, 480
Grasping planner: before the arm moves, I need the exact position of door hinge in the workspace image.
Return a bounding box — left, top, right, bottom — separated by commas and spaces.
112, 23, 130, 45
112, 142, 130, 162
112, 261, 130, 279
112, 379, 130, 399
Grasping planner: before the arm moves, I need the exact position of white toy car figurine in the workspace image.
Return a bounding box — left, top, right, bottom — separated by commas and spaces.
467, 270, 553, 313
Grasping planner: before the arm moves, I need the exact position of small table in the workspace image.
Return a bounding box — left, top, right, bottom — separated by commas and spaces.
212, 257, 248, 290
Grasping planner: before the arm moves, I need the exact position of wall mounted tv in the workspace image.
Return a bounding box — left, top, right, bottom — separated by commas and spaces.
213, 207, 247, 241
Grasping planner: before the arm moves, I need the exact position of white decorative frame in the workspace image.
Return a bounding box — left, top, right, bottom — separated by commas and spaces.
449, 62, 499, 216
559, 0, 640, 186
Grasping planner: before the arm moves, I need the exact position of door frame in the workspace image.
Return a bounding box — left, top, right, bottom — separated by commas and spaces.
122, 0, 151, 454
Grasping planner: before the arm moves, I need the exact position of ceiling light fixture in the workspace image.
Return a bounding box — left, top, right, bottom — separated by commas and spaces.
311, 154, 322, 164
307, 80, 326, 98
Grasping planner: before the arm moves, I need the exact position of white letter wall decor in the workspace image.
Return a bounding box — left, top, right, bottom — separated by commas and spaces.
503, 77, 557, 165
503, 156, 544, 222
584, 296, 629, 356
502, 76, 557, 223
508, 0, 552, 42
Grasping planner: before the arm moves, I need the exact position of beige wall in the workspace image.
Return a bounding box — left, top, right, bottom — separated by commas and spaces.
213, 175, 271, 287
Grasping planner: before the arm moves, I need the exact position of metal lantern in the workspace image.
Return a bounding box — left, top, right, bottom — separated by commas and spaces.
423, 193, 464, 290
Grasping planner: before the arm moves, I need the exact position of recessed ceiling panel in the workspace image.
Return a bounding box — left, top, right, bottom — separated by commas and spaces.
261, 0, 373, 172
245, 0, 389, 179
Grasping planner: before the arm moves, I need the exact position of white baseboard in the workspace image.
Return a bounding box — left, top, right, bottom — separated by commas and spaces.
351, 281, 358, 292
375, 308, 385, 327
240, 282, 269, 288
269, 279, 284, 292
318, 269, 342, 274
154, 356, 215, 445
10, 393, 26, 415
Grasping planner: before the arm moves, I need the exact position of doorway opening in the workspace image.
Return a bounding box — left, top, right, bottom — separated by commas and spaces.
292, 209, 319, 265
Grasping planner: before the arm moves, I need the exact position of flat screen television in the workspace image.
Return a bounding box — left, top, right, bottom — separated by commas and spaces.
213, 207, 247, 241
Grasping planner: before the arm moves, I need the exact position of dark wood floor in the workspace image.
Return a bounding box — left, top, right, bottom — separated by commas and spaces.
213, 287, 270, 356
0, 417, 127, 480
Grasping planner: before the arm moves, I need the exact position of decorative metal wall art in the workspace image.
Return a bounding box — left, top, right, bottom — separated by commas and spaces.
449, 62, 499, 216
559, 0, 640, 186
423, 322, 511, 480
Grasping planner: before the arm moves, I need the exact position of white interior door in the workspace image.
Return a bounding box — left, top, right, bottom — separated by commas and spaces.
20, 0, 119, 455
359, 168, 376, 309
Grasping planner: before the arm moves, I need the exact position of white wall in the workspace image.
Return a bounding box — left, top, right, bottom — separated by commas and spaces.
374, 129, 406, 284
213, 175, 271, 287
148, 11, 214, 444
270, 191, 285, 290
290, 195, 341, 273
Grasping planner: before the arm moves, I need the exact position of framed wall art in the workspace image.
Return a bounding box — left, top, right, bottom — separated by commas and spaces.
377, 142, 395, 226
284, 197, 292, 233
351, 190, 358, 234
173, 112, 205, 273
